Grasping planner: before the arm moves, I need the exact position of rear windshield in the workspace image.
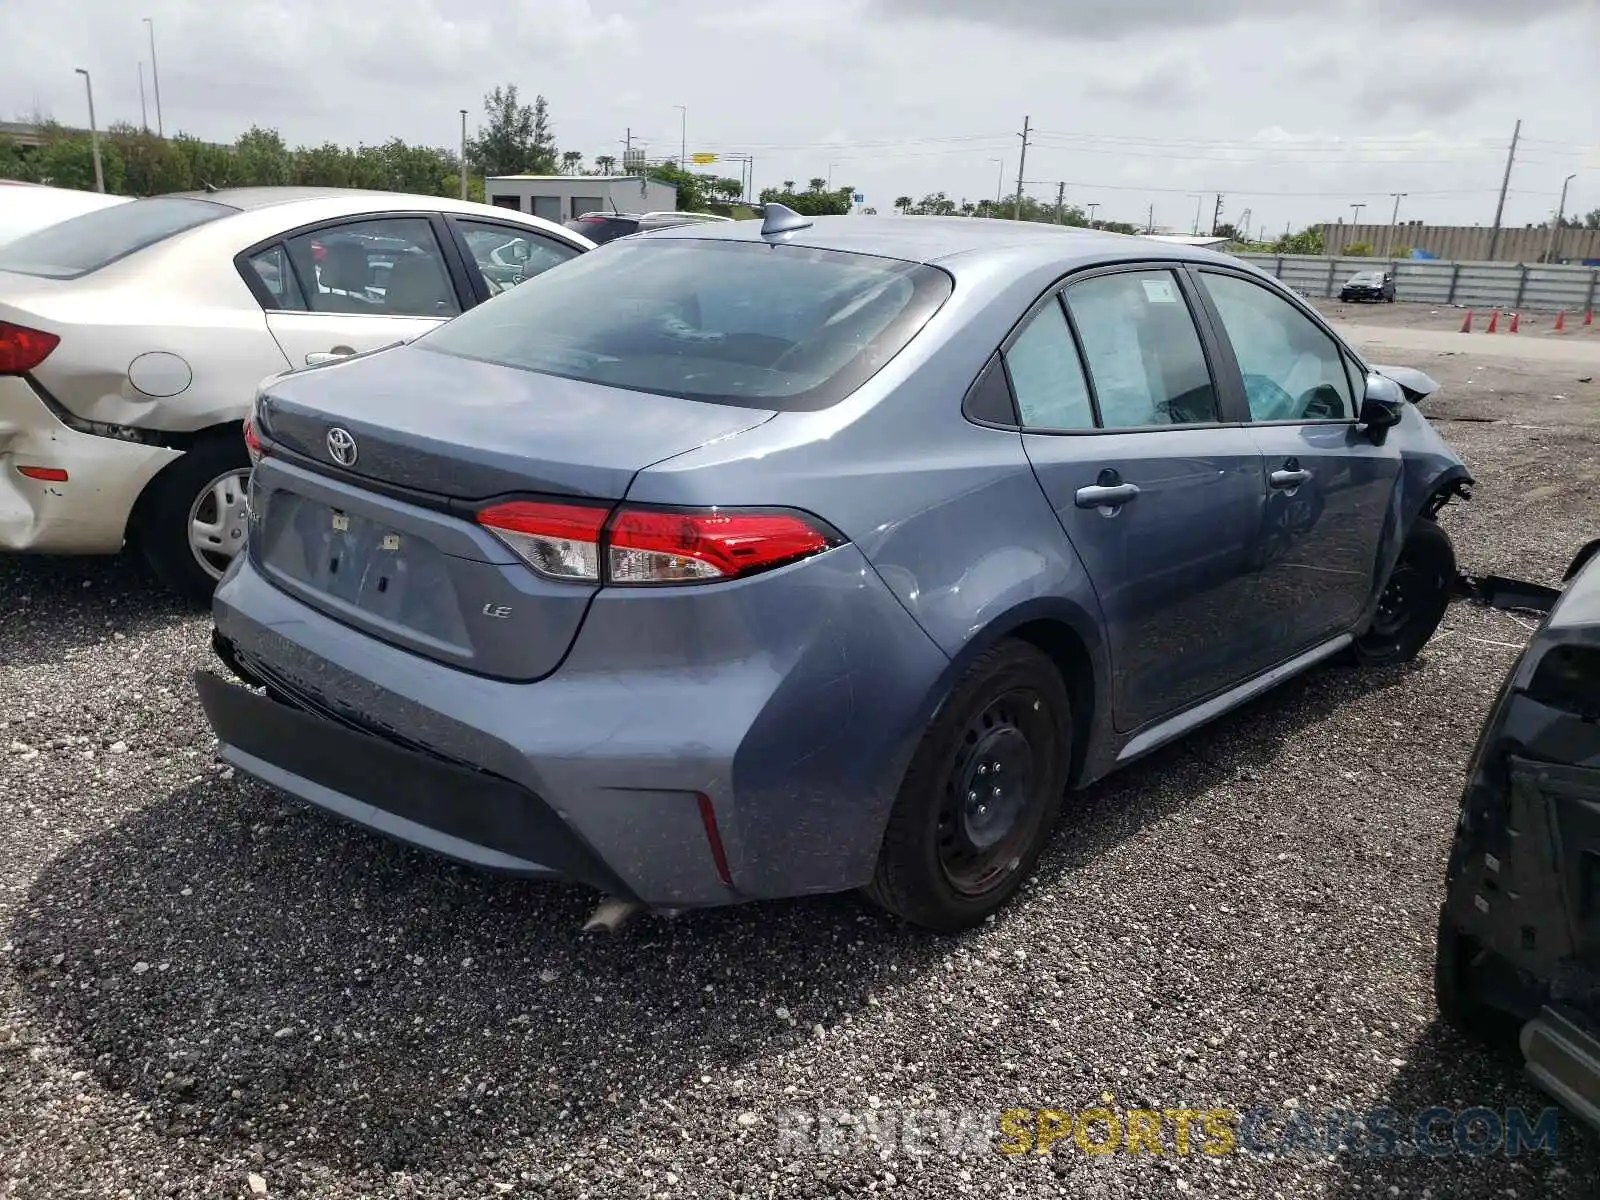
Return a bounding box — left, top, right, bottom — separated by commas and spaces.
0, 196, 235, 279
419, 237, 953, 411
564, 215, 638, 243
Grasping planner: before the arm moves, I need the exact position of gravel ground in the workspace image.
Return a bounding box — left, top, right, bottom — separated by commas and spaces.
3, 346, 1598, 1199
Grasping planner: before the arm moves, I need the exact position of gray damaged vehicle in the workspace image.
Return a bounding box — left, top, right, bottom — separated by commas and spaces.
1437, 538, 1600, 1127
198, 205, 1472, 932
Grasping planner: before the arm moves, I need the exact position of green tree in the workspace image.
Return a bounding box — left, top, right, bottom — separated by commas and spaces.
1272, 225, 1326, 255
0, 136, 37, 182
894, 195, 912, 213
1345, 242, 1373, 256
31, 132, 125, 193
1583, 208, 1600, 231
560, 150, 584, 175
651, 161, 746, 212
594, 155, 616, 175
105, 123, 189, 194
235, 125, 293, 186
758, 181, 855, 216
467, 84, 557, 177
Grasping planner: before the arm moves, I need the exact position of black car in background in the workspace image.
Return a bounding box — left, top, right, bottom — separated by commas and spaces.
1436, 538, 1600, 1131
1340, 268, 1396, 302
563, 210, 733, 244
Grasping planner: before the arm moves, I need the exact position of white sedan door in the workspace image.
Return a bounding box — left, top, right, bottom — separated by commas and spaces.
240, 213, 466, 369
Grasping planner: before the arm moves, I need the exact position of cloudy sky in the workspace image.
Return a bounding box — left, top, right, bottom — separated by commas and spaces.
3, 0, 1596, 233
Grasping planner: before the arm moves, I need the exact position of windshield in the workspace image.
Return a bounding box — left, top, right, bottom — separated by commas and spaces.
0, 196, 235, 279
418, 237, 953, 411
1350, 272, 1382, 283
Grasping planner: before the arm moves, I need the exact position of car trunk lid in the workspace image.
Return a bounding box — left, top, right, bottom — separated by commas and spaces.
249, 343, 776, 680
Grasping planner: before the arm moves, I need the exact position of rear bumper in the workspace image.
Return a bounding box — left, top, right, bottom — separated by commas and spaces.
0, 376, 179, 554
206, 544, 950, 907
196, 667, 629, 892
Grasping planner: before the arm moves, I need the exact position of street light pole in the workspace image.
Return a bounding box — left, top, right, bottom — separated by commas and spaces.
990, 158, 1003, 205
1545, 173, 1577, 263
138, 61, 148, 131
1187, 193, 1202, 236
459, 109, 468, 199
1384, 192, 1406, 258
74, 68, 105, 193
143, 17, 163, 137
1086, 201, 1100, 226
674, 105, 686, 169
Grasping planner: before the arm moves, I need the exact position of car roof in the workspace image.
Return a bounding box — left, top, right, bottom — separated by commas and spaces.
631, 214, 1243, 270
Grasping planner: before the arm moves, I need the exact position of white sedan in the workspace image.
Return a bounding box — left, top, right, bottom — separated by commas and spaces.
0, 187, 593, 601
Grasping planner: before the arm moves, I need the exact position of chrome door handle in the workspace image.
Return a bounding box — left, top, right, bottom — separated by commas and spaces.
1074, 482, 1141, 508
305, 345, 357, 366
1270, 468, 1311, 489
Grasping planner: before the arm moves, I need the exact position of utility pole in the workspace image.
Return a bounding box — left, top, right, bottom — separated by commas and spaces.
1211, 193, 1224, 237
1086, 201, 1100, 226
138, 61, 148, 131
1349, 202, 1365, 226
143, 17, 163, 137
74, 68, 105, 193
1055, 181, 1066, 224
1188, 194, 1203, 236
991, 159, 1004, 205
1384, 192, 1406, 258
674, 104, 686, 168
1012, 116, 1030, 222
1146, 203, 1154, 234
459, 109, 469, 199
1545, 173, 1577, 263
1487, 118, 1521, 262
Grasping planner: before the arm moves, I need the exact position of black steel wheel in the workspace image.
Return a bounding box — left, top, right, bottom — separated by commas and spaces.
1350, 516, 1456, 666
865, 639, 1070, 932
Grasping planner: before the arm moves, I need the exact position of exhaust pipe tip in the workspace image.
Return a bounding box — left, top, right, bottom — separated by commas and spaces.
581, 896, 645, 935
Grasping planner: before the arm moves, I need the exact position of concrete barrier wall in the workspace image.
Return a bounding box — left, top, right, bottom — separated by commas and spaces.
1236, 254, 1600, 313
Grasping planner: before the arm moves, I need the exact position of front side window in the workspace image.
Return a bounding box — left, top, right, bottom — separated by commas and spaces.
1200, 272, 1354, 422
1062, 270, 1219, 428
418, 238, 952, 411
455, 220, 580, 296
0, 196, 234, 279
283, 218, 459, 319
1004, 298, 1094, 430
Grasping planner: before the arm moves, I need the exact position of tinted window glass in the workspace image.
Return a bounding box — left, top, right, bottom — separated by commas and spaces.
284, 218, 459, 319
420, 238, 952, 411
455, 219, 580, 296
1063, 270, 1218, 427
0, 197, 233, 279
246, 244, 307, 311
1200, 272, 1354, 421
1005, 299, 1095, 430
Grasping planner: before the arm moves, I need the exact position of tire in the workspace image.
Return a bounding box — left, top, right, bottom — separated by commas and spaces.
136, 433, 252, 607
1434, 904, 1522, 1051
1350, 516, 1455, 666
864, 639, 1070, 932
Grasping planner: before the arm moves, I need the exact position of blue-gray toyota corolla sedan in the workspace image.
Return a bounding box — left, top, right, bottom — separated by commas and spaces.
199, 205, 1472, 931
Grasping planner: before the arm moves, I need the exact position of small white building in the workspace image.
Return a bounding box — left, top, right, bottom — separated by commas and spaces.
484, 175, 678, 223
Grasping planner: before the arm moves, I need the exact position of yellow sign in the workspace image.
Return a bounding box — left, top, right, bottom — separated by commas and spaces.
690, 152, 718, 164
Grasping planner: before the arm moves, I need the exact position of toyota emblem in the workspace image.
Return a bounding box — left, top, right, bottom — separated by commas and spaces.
326, 427, 358, 467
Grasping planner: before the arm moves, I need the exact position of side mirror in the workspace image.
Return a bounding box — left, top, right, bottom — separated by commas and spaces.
1359, 373, 1405, 443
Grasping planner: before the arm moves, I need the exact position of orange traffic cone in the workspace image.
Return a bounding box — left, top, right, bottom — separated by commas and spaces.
1510, 312, 1520, 334
1555, 310, 1567, 332
1459, 309, 1473, 333
1486, 309, 1500, 333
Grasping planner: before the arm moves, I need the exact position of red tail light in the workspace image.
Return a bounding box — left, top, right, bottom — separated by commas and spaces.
242, 413, 264, 467
0, 321, 60, 375
475, 499, 842, 585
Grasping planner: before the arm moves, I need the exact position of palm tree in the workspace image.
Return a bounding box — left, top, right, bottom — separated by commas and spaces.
807, 177, 827, 193
561, 150, 584, 175
894, 195, 913, 214
595, 155, 617, 175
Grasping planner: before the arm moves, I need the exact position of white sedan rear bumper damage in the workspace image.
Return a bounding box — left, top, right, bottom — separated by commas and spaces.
0, 376, 179, 554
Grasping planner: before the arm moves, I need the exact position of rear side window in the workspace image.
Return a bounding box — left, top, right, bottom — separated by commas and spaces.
0, 197, 234, 279
1062, 270, 1219, 428
419, 238, 953, 411
1004, 299, 1095, 430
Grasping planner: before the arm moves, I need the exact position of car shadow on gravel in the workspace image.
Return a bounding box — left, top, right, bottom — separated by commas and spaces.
7, 656, 1413, 1179
0, 551, 198, 661
1323, 1020, 1599, 1196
